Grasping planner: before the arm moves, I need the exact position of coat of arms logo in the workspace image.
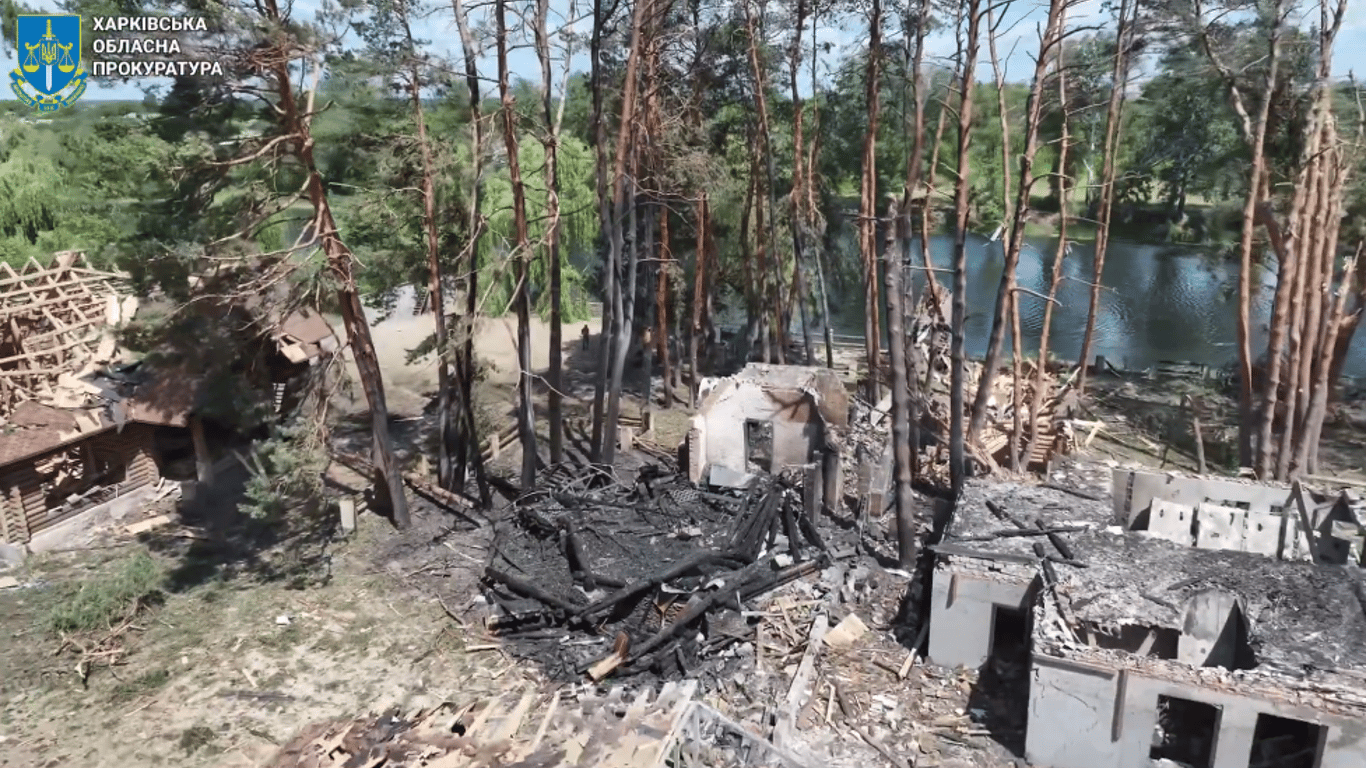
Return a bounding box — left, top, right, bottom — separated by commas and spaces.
12, 15, 87, 112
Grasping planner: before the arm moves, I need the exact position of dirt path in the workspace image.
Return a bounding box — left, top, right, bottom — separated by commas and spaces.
329, 301, 598, 420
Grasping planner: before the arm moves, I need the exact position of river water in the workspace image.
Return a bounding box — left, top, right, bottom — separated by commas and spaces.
817, 232, 1366, 379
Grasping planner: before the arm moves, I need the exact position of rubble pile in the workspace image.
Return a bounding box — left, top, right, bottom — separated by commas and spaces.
900, 282, 1079, 483
262, 681, 812, 768
480, 463, 835, 683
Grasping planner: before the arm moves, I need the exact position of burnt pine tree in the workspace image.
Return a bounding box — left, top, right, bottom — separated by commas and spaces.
451, 0, 493, 505
495, 0, 539, 490
230, 0, 412, 525
948, 0, 983, 496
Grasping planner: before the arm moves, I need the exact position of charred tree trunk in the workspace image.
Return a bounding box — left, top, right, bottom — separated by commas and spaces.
808, 1, 835, 371
1076, 0, 1135, 395
496, 0, 538, 490
1019, 36, 1072, 471
451, 0, 490, 506
260, 0, 409, 526
808, 3, 834, 370
1201, 0, 1287, 470
920, 91, 950, 305
967, 0, 1067, 445
689, 194, 709, 407
788, 0, 814, 364
534, 0, 566, 464
986, 5, 1021, 470
657, 209, 672, 407
906, 0, 931, 275
860, 0, 884, 403
589, 0, 614, 460
883, 196, 917, 567
642, 204, 657, 420
949, 0, 982, 496
599, 0, 649, 466
397, 4, 453, 490
605, 184, 641, 464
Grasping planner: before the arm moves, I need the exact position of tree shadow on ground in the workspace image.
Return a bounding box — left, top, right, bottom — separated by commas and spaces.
140, 463, 342, 594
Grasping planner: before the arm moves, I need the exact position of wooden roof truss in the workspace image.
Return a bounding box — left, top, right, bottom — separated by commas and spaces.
0, 252, 126, 413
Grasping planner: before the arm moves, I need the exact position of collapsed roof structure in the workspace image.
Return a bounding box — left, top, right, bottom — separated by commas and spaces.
927, 470, 1366, 768
0, 252, 338, 546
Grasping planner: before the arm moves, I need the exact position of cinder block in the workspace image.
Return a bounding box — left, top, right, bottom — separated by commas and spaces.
1195, 503, 1245, 552
1241, 509, 1282, 557
1149, 499, 1195, 546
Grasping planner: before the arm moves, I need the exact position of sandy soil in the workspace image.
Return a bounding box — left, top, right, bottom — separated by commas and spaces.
0, 481, 524, 768
329, 301, 599, 420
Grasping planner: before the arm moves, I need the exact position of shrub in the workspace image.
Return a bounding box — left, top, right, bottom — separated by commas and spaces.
47, 552, 163, 635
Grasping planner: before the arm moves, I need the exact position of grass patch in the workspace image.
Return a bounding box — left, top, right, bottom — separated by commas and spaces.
47, 552, 164, 635
177, 724, 219, 755
111, 668, 171, 702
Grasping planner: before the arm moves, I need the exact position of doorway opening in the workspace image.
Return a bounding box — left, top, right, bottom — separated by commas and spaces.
1149, 695, 1221, 768
744, 419, 773, 473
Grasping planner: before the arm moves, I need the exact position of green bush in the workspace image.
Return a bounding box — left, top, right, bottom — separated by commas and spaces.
47, 552, 163, 635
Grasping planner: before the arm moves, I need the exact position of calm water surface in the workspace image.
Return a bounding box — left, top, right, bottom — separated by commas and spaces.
819, 232, 1366, 379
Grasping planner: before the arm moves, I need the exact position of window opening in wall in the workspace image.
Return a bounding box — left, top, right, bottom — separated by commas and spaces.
744, 419, 773, 473
1080, 622, 1180, 659
37, 443, 128, 515
1247, 714, 1324, 768
989, 605, 1029, 667
1149, 695, 1221, 768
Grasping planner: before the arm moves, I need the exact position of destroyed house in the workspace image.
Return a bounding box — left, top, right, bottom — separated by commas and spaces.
926, 472, 1366, 768
0, 253, 339, 545
1112, 469, 1365, 565
1027, 532, 1366, 768
686, 364, 848, 488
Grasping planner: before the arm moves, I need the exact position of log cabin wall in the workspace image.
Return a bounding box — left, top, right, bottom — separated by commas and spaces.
0, 424, 161, 545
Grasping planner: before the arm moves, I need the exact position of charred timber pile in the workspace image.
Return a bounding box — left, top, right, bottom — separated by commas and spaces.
906, 285, 1081, 480
482, 465, 831, 683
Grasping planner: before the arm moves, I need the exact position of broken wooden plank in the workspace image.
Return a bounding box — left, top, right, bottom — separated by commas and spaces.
773, 612, 828, 750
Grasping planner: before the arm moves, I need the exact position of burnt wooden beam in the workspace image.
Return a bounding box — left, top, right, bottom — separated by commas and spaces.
484, 567, 582, 616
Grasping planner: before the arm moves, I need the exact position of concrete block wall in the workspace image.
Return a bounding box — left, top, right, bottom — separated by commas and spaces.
1026, 654, 1366, 768
1117, 469, 1349, 562
927, 565, 1035, 669
1113, 469, 1293, 527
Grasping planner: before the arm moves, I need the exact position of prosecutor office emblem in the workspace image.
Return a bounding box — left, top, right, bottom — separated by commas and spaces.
12, 15, 87, 113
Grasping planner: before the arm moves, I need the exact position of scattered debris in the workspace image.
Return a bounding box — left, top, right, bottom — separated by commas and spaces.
264, 681, 813, 768
927, 471, 1366, 768
823, 613, 868, 650
480, 463, 833, 683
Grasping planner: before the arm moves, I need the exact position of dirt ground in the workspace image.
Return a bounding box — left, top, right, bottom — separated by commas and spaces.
0, 483, 524, 768
0, 308, 694, 768
1076, 368, 1366, 483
